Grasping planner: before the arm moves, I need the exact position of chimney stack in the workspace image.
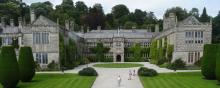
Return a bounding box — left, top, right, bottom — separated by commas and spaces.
97, 26, 101, 32
87, 27, 90, 33
1, 17, 5, 27
65, 20, 70, 31
70, 21, 74, 31
30, 9, 36, 23
18, 17, 22, 28
81, 26, 84, 33
155, 24, 159, 33
10, 19, 14, 26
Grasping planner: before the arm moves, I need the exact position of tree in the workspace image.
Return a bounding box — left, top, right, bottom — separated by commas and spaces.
59, 33, 65, 68
200, 7, 210, 22
83, 4, 105, 30
201, 44, 217, 80
124, 21, 137, 29
18, 46, 35, 82
112, 4, 129, 19
0, 46, 19, 88
165, 7, 189, 21
30, 1, 54, 18
150, 40, 158, 64
129, 43, 143, 61
212, 11, 220, 44
189, 8, 199, 18
90, 42, 110, 62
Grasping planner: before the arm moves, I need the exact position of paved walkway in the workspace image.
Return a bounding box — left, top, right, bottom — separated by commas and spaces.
37, 62, 201, 88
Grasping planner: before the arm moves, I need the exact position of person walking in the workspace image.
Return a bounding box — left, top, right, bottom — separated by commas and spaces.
118, 75, 122, 87
133, 69, 136, 76
128, 70, 132, 80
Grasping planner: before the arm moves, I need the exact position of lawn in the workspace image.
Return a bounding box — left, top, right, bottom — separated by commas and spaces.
140, 72, 220, 88
0, 73, 96, 88
93, 63, 144, 68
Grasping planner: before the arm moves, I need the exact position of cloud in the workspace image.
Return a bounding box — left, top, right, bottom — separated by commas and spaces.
23, 0, 220, 19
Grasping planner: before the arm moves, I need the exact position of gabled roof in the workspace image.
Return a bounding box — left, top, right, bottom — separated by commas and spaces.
32, 15, 57, 26
180, 16, 201, 25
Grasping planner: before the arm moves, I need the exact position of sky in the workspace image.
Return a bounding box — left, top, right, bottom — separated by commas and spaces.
23, 0, 220, 19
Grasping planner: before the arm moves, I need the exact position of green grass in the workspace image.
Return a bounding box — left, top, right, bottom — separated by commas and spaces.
0, 73, 96, 88
140, 72, 220, 88
93, 63, 144, 68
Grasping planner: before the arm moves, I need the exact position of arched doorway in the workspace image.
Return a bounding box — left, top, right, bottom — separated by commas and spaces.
116, 55, 121, 62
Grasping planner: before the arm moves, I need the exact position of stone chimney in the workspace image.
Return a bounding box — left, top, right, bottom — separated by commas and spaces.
81, 26, 84, 33
87, 27, 90, 33
1, 17, 5, 27
30, 9, 36, 23
97, 26, 101, 32
70, 21, 75, 31
155, 24, 159, 33
18, 17, 22, 28
10, 19, 14, 26
169, 13, 175, 18
65, 20, 70, 31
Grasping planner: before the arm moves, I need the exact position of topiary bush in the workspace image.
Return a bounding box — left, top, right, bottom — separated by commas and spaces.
168, 59, 186, 70
138, 67, 158, 77
18, 46, 36, 82
78, 67, 98, 76
0, 46, 19, 88
202, 44, 217, 80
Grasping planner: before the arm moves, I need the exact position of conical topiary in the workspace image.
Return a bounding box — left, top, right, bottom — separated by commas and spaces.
0, 46, 19, 88
18, 46, 35, 82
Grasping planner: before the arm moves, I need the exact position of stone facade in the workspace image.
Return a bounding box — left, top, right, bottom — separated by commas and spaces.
78, 29, 153, 62
155, 13, 212, 65
0, 14, 60, 69
0, 11, 212, 66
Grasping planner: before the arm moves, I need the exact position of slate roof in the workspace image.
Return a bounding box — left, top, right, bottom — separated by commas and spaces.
83, 29, 154, 39
32, 15, 57, 26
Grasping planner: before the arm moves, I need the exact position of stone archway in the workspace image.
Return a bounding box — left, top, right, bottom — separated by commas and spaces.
116, 55, 121, 62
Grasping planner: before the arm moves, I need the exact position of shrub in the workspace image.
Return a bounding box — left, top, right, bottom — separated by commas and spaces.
18, 46, 35, 82
47, 60, 59, 71
201, 44, 217, 80
168, 59, 186, 70
0, 46, 19, 88
157, 58, 167, 65
78, 67, 98, 76
216, 52, 220, 82
138, 67, 158, 77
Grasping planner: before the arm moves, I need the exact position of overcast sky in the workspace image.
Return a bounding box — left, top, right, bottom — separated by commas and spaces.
23, 0, 220, 19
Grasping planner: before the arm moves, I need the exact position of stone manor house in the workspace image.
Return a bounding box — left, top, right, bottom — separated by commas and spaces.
0, 11, 212, 68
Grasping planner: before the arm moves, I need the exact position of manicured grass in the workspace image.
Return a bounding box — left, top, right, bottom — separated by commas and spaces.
140, 72, 220, 88
0, 73, 96, 88
93, 63, 144, 68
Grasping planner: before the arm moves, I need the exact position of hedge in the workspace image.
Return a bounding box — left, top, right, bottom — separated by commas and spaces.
0, 46, 19, 88
201, 44, 217, 80
18, 46, 35, 82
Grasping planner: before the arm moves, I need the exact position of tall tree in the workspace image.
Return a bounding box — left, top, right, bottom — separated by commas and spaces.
165, 7, 189, 21
83, 3, 105, 30
200, 7, 210, 22
212, 11, 220, 43
189, 8, 199, 18
30, 1, 53, 18
112, 4, 130, 19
